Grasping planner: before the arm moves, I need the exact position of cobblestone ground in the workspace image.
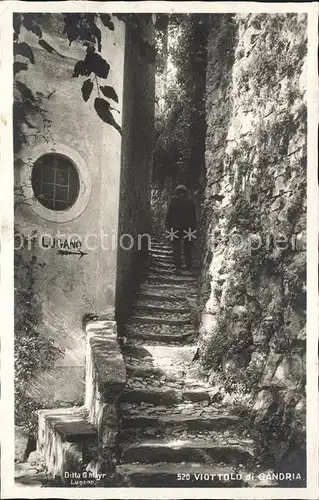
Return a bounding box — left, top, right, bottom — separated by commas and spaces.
14, 451, 49, 487
116, 240, 270, 487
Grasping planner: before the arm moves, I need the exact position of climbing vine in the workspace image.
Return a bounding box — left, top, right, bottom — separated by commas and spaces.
14, 237, 64, 433
13, 12, 122, 154
152, 14, 208, 188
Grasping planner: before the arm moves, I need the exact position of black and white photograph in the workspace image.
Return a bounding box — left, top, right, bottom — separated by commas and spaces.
0, 1, 318, 498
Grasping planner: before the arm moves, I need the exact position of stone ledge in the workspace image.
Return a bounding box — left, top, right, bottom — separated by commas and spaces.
86, 320, 117, 335
85, 320, 126, 426
86, 322, 126, 395
38, 407, 97, 479
40, 408, 97, 442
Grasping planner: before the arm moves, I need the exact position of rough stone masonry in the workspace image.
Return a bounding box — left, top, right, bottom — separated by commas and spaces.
198, 13, 307, 475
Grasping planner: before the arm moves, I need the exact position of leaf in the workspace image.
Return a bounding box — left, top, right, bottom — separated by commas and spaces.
72, 60, 90, 78
13, 14, 21, 36
90, 24, 102, 52
38, 39, 64, 57
31, 23, 42, 38
63, 13, 81, 45
14, 61, 28, 75
84, 42, 95, 52
14, 42, 35, 64
100, 14, 111, 27
81, 79, 93, 102
86, 53, 110, 79
21, 14, 33, 31
99, 85, 119, 103
99, 13, 114, 30
94, 98, 122, 134
22, 15, 42, 38
15, 81, 35, 102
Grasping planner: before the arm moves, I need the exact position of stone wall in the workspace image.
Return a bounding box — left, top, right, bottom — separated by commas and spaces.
199, 13, 307, 475
116, 16, 156, 325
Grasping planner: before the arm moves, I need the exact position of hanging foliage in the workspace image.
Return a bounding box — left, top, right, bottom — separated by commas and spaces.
153, 14, 208, 187
13, 12, 122, 149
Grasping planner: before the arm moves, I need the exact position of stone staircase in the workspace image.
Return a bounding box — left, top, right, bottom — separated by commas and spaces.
15, 239, 276, 488
116, 239, 259, 487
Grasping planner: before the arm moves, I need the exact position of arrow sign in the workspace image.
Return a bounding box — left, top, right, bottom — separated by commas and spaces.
57, 249, 88, 259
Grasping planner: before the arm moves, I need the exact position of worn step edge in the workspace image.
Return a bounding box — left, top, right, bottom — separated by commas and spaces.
131, 315, 192, 326
150, 248, 172, 255
139, 292, 187, 302
122, 414, 240, 431
122, 440, 255, 465
134, 302, 190, 313
150, 260, 175, 268
125, 365, 166, 378
151, 254, 174, 262
124, 329, 195, 343
149, 266, 198, 276
141, 283, 193, 291
121, 388, 182, 405
122, 343, 197, 358
148, 274, 197, 283
120, 387, 217, 405
150, 243, 172, 249
121, 386, 215, 403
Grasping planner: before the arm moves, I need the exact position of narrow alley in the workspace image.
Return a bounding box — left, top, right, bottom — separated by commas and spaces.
117, 239, 257, 487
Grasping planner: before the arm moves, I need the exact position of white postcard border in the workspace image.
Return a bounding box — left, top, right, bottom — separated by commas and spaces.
1, 2, 318, 499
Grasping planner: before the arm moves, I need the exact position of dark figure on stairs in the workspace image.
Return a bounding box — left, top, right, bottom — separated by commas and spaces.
165, 185, 197, 274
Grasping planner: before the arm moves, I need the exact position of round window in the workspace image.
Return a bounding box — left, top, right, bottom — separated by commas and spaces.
31, 153, 80, 211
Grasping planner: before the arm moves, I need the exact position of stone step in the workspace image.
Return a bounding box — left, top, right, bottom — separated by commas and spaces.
150, 246, 172, 255
116, 462, 243, 487
122, 413, 240, 432
122, 344, 197, 377
150, 238, 169, 244
147, 274, 197, 285
124, 328, 194, 343
121, 387, 182, 405
150, 259, 175, 268
134, 302, 190, 314
124, 322, 196, 339
121, 439, 255, 465
142, 282, 194, 290
130, 315, 192, 326
140, 283, 194, 296
125, 363, 165, 378
150, 242, 172, 250
149, 267, 198, 277
138, 291, 188, 303
151, 253, 174, 262
121, 371, 219, 400
122, 343, 197, 361
121, 384, 221, 405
